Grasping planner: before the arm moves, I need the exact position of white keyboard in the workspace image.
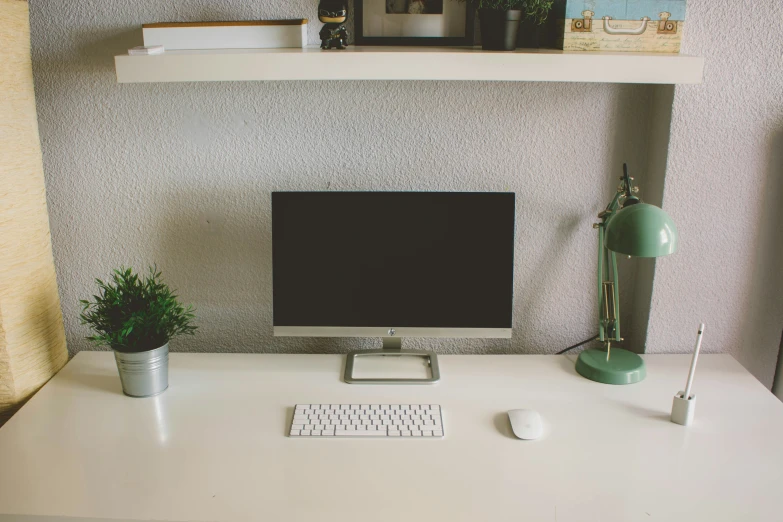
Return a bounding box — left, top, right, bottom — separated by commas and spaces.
289, 404, 444, 438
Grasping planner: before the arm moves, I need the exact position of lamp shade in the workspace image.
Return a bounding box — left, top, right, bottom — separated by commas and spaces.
604, 203, 678, 257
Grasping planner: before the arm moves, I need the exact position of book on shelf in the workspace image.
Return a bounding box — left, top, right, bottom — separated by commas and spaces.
128, 45, 165, 55
142, 19, 308, 50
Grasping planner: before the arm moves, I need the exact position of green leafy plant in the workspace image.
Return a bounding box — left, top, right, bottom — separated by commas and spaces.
461, 0, 554, 24
80, 267, 196, 353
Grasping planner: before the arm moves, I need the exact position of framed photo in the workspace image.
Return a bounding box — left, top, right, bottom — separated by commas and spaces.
355, 0, 475, 46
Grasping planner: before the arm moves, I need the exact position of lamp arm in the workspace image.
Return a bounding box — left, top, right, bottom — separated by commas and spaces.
597, 178, 627, 346
594, 163, 648, 355
605, 190, 623, 215
610, 249, 621, 342
598, 226, 605, 342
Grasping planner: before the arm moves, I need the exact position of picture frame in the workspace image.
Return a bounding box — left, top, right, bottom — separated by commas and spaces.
355, 0, 475, 46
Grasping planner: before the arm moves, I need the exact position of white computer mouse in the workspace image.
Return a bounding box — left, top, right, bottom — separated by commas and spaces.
507, 409, 543, 440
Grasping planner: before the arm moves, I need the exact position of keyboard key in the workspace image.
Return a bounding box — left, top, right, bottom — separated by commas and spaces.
434, 430, 443, 437
290, 430, 300, 436
292, 424, 304, 430
411, 430, 422, 436
388, 430, 400, 436
301, 430, 311, 436
322, 429, 335, 436
401, 430, 412, 436
336, 430, 387, 437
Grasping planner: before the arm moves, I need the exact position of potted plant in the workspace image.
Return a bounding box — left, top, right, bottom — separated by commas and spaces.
460, 0, 554, 51
80, 267, 196, 397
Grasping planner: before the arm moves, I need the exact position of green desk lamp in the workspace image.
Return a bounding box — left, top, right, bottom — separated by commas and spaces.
575, 164, 678, 385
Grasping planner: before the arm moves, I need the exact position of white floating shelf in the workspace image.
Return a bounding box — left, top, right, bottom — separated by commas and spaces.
115, 46, 704, 85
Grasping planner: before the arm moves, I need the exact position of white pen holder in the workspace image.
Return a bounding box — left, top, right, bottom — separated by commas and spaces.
671, 391, 696, 426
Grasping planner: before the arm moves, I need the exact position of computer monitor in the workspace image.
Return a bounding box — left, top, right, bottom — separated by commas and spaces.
272, 191, 515, 383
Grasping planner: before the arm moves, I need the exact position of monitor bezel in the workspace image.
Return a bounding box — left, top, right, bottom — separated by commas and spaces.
274, 326, 512, 338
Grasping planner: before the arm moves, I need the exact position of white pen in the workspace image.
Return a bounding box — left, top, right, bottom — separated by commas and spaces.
683, 323, 705, 400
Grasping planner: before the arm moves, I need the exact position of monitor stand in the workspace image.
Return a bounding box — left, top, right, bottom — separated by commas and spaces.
343, 337, 440, 384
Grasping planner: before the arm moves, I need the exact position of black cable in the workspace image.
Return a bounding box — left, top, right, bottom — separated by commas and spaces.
556, 335, 599, 355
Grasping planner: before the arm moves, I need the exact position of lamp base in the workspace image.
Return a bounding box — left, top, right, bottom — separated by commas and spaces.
575, 347, 646, 385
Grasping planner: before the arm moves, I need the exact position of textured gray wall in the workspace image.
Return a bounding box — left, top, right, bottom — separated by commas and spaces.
29, 1, 782, 389
645, 1, 783, 388
29, 0, 653, 357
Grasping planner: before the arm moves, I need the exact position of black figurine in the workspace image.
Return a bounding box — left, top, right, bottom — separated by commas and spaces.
318, 0, 349, 50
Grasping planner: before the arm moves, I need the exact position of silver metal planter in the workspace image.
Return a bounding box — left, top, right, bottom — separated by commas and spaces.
114, 343, 169, 397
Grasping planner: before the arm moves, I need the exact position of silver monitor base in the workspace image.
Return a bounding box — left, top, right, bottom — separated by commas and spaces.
344, 337, 440, 385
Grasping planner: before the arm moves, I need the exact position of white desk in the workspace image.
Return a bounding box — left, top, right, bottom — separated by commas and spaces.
1, 352, 782, 522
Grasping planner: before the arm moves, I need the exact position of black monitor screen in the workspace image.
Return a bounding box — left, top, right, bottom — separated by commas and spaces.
272, 192, 514, 329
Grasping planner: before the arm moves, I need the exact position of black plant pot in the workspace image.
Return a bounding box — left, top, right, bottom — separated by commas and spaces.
478, 9, 522, 51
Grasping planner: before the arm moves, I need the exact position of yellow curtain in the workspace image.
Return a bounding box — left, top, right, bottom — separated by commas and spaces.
0, 0, 68, 425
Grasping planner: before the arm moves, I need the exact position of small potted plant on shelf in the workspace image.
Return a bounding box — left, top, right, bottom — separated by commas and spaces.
80, 267, 196, 398
460, 0, 554, 51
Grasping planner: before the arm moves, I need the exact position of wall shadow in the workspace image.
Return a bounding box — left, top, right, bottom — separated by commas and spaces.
607, 84, 660, 353
746, 128, 783, 390
629, 85, 676, 354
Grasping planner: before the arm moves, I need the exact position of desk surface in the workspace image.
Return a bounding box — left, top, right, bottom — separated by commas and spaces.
1, 352, 782, 522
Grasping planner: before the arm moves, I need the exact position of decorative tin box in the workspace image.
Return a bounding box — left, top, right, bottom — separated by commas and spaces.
561, 1, 686, 53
